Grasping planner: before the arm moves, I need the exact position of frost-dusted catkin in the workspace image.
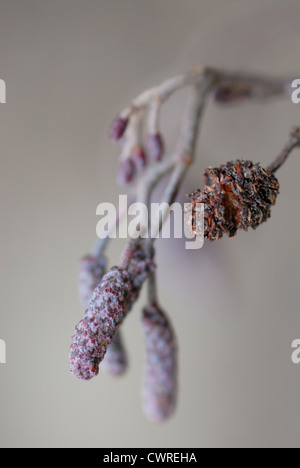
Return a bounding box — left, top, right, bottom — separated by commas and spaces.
78, 254, 128, 377
141, 304, 177, 422
70, 248, 156, 381
70, 267, 134, 381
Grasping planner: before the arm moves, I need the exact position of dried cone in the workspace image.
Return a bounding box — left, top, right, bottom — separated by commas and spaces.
188, 160, 280, 241
141, 304, 177, 423
79, 255, 128, 377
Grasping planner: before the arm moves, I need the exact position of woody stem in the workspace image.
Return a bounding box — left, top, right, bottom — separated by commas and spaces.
267, 127, 300, 173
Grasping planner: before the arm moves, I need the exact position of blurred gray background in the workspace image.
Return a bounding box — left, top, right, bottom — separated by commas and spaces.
0, 0, 300, 448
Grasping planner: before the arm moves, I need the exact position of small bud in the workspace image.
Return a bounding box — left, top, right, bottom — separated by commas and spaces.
147, 133, 164, 161
141, 304, 177, 423
214, 86, 235, 103
109, 116, 129, 140
132, 146, 147, 170
214, 85, 251, 104
118, 158, 136, 185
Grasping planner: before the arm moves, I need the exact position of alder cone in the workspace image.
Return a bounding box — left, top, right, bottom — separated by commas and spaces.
188, 160, 280, 241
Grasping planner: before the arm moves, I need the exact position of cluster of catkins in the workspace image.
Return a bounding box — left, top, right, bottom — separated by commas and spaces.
110, 115, 164, 185
70, 62, 299, 424
69, 246, 177, 422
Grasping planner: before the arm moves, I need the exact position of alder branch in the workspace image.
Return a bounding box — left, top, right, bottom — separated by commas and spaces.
71, 65, 298, 422
114, 66, 294, 265
267, 127, 300, 173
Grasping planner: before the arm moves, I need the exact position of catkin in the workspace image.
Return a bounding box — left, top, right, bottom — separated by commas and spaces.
70, 247, 155, 381
70, 267, 134, 381
141, 304, 177, 422
79, 254, 128, 377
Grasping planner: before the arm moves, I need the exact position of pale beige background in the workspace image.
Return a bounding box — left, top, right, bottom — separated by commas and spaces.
0, 0, 300, 448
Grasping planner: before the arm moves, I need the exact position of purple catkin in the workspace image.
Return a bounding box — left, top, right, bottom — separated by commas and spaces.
70, 267, 134, 381
78, 254, 128, 377
118, 158, 136, 185
141, 304, 177, 423
129, 246, 156, 292
131, 146, 147, 170
109, 116, 128, 140
146, 133, 165, 161
70, 248, 155, 381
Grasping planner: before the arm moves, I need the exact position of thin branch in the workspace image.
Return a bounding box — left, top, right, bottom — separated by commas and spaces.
119, 66, 292, 120
115, 67, 295, 262
108, 66, 298, 267
267, 127, 300, 173
149, 78, 213, 241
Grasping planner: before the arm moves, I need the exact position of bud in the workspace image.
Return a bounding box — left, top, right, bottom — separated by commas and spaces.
141, 304, 177, 422
118, 158, 136, 185
131, 146, 147, 170
109, 116, 129, 140
147, 133, 164, 161
214, 85, 250, 104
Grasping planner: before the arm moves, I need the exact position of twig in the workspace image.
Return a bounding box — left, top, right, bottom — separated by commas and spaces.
115, 67, 295, 262
267, 127, 300, 173
150, 79, 213, 239
71, 65, 299, 422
